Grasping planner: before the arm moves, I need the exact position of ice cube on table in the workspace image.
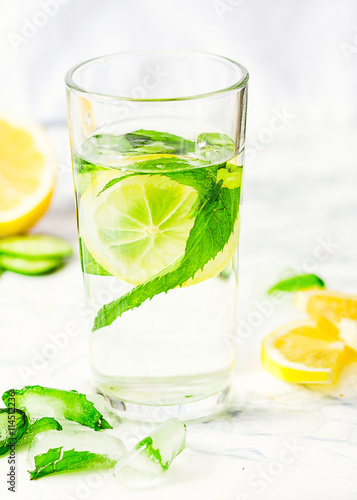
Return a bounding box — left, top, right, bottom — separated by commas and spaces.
28, 430, 126, 478
114, 418, 186, 488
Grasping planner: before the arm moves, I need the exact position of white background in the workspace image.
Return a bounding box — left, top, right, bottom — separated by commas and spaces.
0, 0, 357, 135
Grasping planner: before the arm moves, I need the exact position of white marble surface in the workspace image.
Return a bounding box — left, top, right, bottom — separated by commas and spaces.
1, 126, 357, 499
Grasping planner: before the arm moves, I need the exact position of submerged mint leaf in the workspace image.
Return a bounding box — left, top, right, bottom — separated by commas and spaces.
268, 274, 326, 294
165, 166, 218, 200
97, 158, 217, 200
29, 447, 116, 480
79, 238, 112, 276
2, 386, 112, 431
96, 175, 133, 197
74, 154, 105, 174
93, 182, 240, 330
124, 156, 207, 172
124, 129, 196, 155
87, 129, 196, 157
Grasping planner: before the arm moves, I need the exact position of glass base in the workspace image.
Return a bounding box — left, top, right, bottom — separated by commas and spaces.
98, 385, 232, 423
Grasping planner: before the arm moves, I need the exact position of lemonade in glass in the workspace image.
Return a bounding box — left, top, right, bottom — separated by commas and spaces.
66, 51, 248, 420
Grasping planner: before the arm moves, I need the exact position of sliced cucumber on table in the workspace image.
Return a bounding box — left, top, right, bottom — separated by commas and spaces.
0, 235, 73, 259
0, 255, 63, 275
0, 235, 73, 276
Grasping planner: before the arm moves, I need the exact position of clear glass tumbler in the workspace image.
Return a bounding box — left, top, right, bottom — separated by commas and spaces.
65, 50, 248, 421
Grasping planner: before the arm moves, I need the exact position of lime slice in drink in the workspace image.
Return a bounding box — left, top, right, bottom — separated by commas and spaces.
80, 172, 198, 285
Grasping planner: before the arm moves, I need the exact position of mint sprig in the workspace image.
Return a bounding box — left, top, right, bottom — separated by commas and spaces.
93, 182, 240, 331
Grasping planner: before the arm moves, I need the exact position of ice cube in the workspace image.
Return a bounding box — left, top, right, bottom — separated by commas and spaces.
28, 430, 126, 470
113, 418, 186, 488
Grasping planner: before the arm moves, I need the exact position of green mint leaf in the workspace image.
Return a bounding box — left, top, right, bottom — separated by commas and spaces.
96, 175, 133, 197
125, 129, 196, 154
87, 129, 195, 157
2, 386, 112, 431
268, 274, 326, 294
29, 446, 116, 480
79, 238, 113, 276
136, 436, 167, 470
93, 182, 240, 331
165, 166, 218, 200
121, 156, 207, 172
96, 153, 217, 202
74, 154, 105, 174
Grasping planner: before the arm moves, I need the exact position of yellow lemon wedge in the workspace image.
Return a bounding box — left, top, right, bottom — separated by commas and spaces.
295, 289, 357, 351
0, 117, 55, 236
262, 320, 346, 384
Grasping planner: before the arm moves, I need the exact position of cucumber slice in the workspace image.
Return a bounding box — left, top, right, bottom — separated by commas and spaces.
0, 255, 62, 275
0, 408, 28, 456
0, 235, 73, 259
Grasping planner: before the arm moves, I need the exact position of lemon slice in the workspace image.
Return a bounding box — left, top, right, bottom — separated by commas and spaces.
295, 289, 357, 351
80, 172, 198, 285
262, 320, 346, 384
0, 117, 55, 236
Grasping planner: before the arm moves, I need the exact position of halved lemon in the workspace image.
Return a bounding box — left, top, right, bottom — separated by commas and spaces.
262, 320, 346, 384
295, 289, 357, 351
0, 117, 55, 236
80, 169, 239, 286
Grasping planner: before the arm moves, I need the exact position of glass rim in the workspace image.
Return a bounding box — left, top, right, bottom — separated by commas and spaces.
65, 49, 249, 103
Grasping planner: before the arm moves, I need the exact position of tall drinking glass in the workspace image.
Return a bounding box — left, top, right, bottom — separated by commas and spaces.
65, 50, 248, 421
